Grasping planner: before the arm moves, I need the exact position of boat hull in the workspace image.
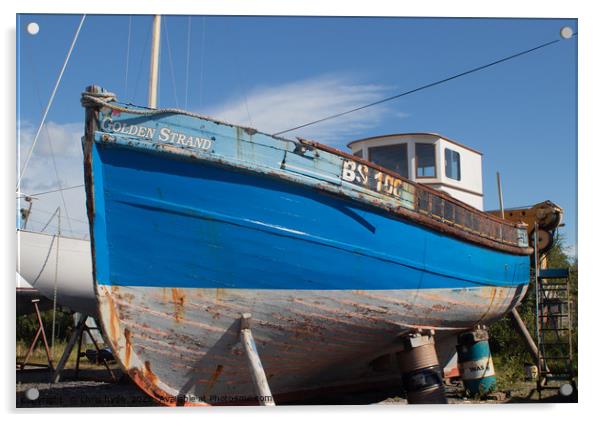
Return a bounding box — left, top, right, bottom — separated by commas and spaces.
81, 92, 531, 404
99, 284, 526, 405
89, 140, 528, 404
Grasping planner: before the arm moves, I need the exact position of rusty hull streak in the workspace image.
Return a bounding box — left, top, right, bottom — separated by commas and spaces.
203, 364, 224, 396
100, 291, 208, 406
128, 367, 208, 407
124, 328, 132, 368
171, 288, 186, 322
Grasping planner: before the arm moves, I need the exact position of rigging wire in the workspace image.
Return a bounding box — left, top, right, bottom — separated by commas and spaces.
26, 207, 88, 225
21, 39, 76, 235
50, 207, 61, 359
40, 207, 59, 233
132, 20, 153, 102
273, 36, 573, 136
124, 15, 133, 98
227, 18, 253, 126
42, 124, 74, 235
17, 14, 86, 190
198, 16, 206, 109
17, 184, 84, 199
163, 17, 180, 108
184, 16, 192, 109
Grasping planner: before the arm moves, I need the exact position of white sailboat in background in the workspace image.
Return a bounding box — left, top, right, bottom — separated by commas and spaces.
17, 230, 95, 316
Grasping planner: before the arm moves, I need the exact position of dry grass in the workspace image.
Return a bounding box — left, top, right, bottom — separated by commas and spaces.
16, 340, 110, 369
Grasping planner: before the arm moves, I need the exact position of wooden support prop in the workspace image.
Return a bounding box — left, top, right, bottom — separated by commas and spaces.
240, 313, 275, 406
52, 314, 88, 383
510, 308, 540, 363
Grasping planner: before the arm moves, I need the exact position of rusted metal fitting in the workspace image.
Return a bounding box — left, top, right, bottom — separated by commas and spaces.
400, 332, 435, 350
458, 328, 489, 345
101, 134, 116, 143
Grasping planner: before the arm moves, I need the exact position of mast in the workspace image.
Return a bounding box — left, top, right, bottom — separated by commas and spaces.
148, 15, 161, 108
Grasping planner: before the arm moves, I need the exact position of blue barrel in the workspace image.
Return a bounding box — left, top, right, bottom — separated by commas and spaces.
456, 329, 496, 397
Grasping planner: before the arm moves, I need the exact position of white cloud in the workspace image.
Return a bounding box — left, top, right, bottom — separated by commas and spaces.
17, 121, 88, 238
204, 76, 407, 146
15, 76, 409, 237
18, 121, 84, 191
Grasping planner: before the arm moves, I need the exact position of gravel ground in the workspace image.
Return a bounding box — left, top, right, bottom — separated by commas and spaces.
17, 368, 157, 407
16, 368, 576, 408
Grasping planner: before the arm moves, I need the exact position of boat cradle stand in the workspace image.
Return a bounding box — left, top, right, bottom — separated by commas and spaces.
240, 313, 276, 406
396, 331, 448, 404
17, 299, 54, 371
51, 314, 116, 384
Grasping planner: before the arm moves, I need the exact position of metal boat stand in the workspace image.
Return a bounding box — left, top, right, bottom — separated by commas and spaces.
52, 314, 116, 383
396, 330, 448, 404
17, 299, 54, 371
240, 313, 276, 406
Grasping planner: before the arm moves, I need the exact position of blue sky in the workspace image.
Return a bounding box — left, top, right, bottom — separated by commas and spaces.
16, 14, 577, 255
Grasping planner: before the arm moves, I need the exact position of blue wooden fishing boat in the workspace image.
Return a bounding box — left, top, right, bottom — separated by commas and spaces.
81, 85, 531, 405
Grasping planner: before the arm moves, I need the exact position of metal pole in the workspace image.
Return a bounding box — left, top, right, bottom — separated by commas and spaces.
148, 15, 161, 108
533, 222, 542, 394
496, 172, 505, 219
21, 197, 33, 229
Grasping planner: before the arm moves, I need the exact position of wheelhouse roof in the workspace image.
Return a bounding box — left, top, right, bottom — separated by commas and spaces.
347, 132, 483, 156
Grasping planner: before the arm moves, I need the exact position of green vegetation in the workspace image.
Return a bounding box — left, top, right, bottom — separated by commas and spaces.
16, 308, 112, 368
17, 307, 77, 366
489, 236, 578, 389
17, 307, 75, 343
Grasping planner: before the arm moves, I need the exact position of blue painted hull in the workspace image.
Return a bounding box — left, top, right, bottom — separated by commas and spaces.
92, 145, 529, 291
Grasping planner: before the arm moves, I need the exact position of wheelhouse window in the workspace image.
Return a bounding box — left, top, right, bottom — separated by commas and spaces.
445, 148, 461, 180
368, 144, 408, 178
353, 149, 363, 159
416, 143, 436, 178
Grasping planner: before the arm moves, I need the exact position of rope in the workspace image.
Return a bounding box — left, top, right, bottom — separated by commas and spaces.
81, 90, 294, 147
82, 91, 254, 128
28, 235, 56, 286
17, 14, 86, 191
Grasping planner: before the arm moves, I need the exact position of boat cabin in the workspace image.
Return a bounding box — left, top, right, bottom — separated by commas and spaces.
347, 133, 484, 210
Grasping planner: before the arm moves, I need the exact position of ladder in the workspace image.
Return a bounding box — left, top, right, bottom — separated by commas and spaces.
534, 247, 575, 392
